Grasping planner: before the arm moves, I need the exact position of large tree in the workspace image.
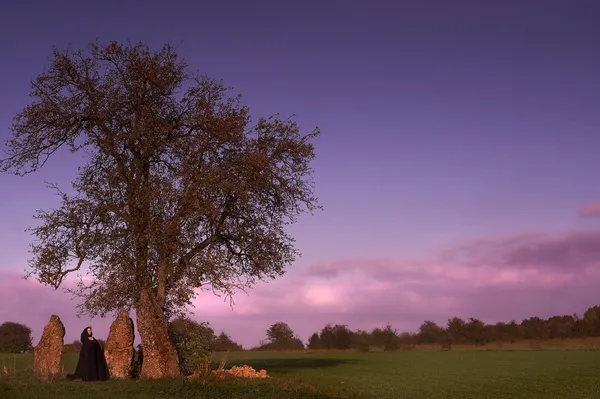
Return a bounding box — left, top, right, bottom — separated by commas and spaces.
0, 41, 319, 378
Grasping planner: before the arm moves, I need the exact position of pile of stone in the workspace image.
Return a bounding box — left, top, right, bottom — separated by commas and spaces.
210, 365, 268, 379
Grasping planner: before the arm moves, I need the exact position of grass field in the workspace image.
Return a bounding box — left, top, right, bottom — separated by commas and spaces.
2, 348, 600, 398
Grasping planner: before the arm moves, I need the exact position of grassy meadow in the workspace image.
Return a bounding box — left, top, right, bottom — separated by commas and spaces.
2, 343, 600, 398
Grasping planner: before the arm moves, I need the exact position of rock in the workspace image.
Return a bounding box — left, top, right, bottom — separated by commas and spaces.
104, 309, 135, 379
33, 315, 66, 381
208, 365, 269, 379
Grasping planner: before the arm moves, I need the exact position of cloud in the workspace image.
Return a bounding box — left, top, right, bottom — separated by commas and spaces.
0, 272, 115, 345
580, 202, 600, 217
2, 229, 600, 348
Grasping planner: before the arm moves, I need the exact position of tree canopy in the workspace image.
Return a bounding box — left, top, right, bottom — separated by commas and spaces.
258, 321, 303, 350
0, 40, 320, 378
0, 322, 33, 353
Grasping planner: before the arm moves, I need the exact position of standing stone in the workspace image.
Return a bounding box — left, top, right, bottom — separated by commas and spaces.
33, 315, 65, 381
104, 309, 135, 379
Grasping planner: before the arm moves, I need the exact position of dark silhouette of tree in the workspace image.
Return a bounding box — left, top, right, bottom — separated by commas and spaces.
0, 322, 32, 353
370, 324, 400, 351
317, 324, 352, 350
572, 314, 587, 338
307, 332, 321, 349
213, 331, 243, 352
302, 303, 600, 352
0, 41, 319, 378
546, 315, 575, 339
521, 317, 549, 340
582, 306, 600, 336
506, 320, 523, 342
350, 329, 371, 352
261, 322, 303, 350
417, 321, 445, 344
266, 322, 295, 343
446, 317, 467, 344
397, 332, 417, 349
464, 318, 490, 345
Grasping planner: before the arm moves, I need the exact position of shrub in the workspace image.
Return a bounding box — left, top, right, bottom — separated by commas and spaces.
0, 322, 32, 353
168, 317, 215, 375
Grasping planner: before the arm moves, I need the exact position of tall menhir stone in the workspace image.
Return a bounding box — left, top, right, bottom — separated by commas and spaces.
33, 315, 65, 381
104, 309, 135, 379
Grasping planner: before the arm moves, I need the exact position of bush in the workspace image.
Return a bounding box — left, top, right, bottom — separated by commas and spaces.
0, 322, 32, 353
168, 317, 215, 376
62, 340, 82, 354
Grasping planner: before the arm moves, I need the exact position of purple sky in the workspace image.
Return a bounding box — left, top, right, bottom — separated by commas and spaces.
1, 0, 600, 348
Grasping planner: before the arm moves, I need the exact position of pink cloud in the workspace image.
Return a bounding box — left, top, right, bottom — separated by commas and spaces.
0, 272, 114, 345
2, 229, 600, 348
581, 202, 600, 217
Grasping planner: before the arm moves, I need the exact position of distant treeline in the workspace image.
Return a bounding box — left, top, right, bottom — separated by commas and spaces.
2, 304, 600, 353
299, 304, 600, 351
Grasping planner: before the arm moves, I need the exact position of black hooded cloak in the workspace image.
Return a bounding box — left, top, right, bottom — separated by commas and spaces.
70, 327, 109, 381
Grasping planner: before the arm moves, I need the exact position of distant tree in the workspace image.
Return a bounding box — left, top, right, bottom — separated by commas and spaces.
168, 317, 216, 375
267, 322, 295, 343
213, 331, 243, 352
491, 322, 508, 343
464, 318, 490, 345
521, 317, 548, 340
505, 320, 523, 342
546, 315, 575, 339
319, 324, 352, 350
263, 322, 303, 350
446, 317, 467, 344
307, 332, 321, 349
397, 332, 416, 350
370, 324, 400, 351
0, 41, 320, 378
350, 329, 371, 352
582, 306, 600, 337
416, 321, 445, 344
572, 314, 587, 338
0, 322, 32, 353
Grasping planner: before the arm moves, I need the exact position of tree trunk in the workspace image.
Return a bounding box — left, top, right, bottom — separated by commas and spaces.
136, 289, 180, 379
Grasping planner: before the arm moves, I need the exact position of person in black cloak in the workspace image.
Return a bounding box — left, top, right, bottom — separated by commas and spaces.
68, 326, 109, 381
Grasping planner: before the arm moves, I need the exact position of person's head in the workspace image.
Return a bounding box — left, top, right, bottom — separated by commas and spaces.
86, 326, 92, 336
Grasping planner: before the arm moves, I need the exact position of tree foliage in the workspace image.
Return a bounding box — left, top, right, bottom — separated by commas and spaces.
370, 324, 400, 351
0, 40, 319, 314
168, 317, 216, 375
316, 324, 353, 350
212, 331, 243, 352
307, 332, 321, 349
0, 40, 320, 377
259, 321, 303, 350
0, 322, 32, 353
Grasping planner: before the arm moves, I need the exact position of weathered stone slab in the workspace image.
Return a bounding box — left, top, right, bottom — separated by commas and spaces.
104, 309, 135, 379
33, 315, 65, 381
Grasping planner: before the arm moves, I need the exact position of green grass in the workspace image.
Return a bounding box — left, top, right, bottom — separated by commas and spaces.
2, 350, 600, 398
